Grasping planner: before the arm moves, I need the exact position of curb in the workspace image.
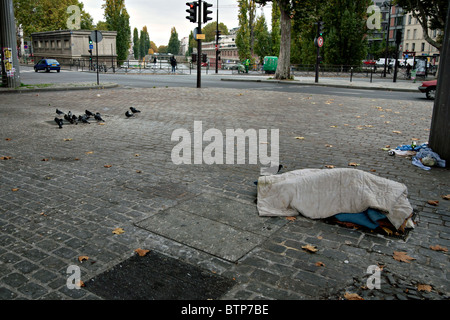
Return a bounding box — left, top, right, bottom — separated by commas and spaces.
220, 77, 419, 93
0, 82, 119, 94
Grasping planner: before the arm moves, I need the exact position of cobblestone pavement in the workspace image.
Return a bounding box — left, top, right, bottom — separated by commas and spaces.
0, 86, 448, 301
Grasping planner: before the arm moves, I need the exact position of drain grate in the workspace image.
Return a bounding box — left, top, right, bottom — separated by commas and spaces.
84, 250, 235, 300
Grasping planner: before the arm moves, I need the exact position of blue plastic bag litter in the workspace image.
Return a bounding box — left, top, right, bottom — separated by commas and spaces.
395, 143, 446, 170
334, 208, 387, 230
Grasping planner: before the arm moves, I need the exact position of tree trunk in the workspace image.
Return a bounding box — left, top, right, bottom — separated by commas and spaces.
275, 4, 291, 80
429, 4, 450, 163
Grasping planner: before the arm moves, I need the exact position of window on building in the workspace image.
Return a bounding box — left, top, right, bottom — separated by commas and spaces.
413, 29, 417, 39
412, 43, 415, 51
407, 29, 410, 39
408, 15, 412, 24
421, 42, 425, 51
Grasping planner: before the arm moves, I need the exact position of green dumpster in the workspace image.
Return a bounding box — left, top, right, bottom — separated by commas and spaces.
263, 56, 278, 74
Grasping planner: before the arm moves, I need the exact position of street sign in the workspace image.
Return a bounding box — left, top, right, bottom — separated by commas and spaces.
317, 36, 324, 47
196, 34, 205, 40
89, 44, 94, 50
90, 30, 103, 43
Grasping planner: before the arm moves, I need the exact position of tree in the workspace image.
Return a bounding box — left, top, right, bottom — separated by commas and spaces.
270, 1, 280, 56
202, 22, 229, 42
96, 21, 109, 30
167, 27, 180, 55
133, 28, 139, 59
103, 0, 131, 61
322, 0, 370, 66
395, 0, 448, 50
254, 14, 271, 62
256, 0, 317, 79
13, 0, 94, 37
139, 26, 150, 59
236, 0, 251, 61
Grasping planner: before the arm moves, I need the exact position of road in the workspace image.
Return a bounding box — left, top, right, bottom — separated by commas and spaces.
18, 65, 426, 101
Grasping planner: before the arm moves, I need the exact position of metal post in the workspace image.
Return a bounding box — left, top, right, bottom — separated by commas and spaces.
383, 1, 392, 78
95, 31, 99, 85
197, 0, 202, 88
315, 21, 320, 83
215, 0, 219, 74
0, 0, 21, 88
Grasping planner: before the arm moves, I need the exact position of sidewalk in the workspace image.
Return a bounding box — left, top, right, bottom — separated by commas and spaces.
0, 82, 448, 303
220, 74, 422, 92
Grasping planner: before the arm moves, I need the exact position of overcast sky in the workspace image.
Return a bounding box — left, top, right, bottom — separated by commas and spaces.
81, 0, 272, 47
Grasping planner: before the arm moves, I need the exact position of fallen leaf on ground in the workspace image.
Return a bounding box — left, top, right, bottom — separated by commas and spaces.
393, 251, 415, 263
381, 227, 393, 235
11, 188, 19, 192
1, 156, 12, 160
315, 261, 325, 267
348, 162, 359, 167
302, 244, 318, 253
325, 144, 333, 147
135, 248, 150, 257
41, 158, 49, 161
78, 256, 89, 262
417, 284, 432, 292
430, 245, 448, 252
427, 200, 439, 206
5, 138, 11, 141
104, 164, 112, 168
286, 216, 296, 222
325, 165, 335, 169
112, 227, 125, 235
392, 130, 402, 134
63, 138, 72, 141
85, 151, 94, 154
441, 194, 450, 200
294, 136, 305, 140
344, 292, 364, 300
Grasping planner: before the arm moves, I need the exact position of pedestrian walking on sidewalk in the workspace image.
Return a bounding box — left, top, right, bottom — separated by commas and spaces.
170, 56, 177, 73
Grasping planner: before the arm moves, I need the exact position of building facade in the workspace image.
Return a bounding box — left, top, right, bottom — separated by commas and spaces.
31, 29, 117, 67
403, 12, 441, 65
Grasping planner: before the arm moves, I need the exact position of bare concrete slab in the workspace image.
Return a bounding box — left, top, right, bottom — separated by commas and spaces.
135, 193, 287, 262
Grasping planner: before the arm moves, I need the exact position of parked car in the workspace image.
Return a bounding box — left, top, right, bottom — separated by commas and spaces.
34, 59, 60, 72
418, 79, 437, 100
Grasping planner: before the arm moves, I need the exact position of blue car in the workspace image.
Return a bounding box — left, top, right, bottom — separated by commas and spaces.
34, 59, 61, 72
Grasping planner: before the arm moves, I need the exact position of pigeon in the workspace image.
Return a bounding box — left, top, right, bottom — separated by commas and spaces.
78, 115, 90, 124
94, 112, 104, 122
125, 110, 134, 118
130, 107, 141, 113
54, 117, 64, 129
56, 108, 65, 115
85, 109, 94, 116
64, 113, 75, 124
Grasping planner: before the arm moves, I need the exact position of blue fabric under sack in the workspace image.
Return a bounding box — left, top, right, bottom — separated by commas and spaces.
334, 208, 387, 230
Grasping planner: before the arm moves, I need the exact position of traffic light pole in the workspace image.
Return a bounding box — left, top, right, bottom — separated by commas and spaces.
197, 0, 202, 88
215, 0, 219, 74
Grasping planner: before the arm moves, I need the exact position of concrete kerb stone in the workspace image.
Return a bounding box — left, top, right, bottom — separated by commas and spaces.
0, 82, 119, 94
220, 77, 419, 93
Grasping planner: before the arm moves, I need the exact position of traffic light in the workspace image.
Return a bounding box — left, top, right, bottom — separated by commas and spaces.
186, 2, 197, 23
318, 21, 324, 36
203, 2, 213, 23
192, 53, 197, 63
89, 36, 93, 45
202, 53, 207, 63
216, 30, 222, 41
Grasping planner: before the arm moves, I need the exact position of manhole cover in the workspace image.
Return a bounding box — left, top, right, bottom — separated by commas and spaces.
84, 250, 235, 300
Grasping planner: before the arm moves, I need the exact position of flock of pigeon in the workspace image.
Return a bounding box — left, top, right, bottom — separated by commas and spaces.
54, 107, 141, 129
